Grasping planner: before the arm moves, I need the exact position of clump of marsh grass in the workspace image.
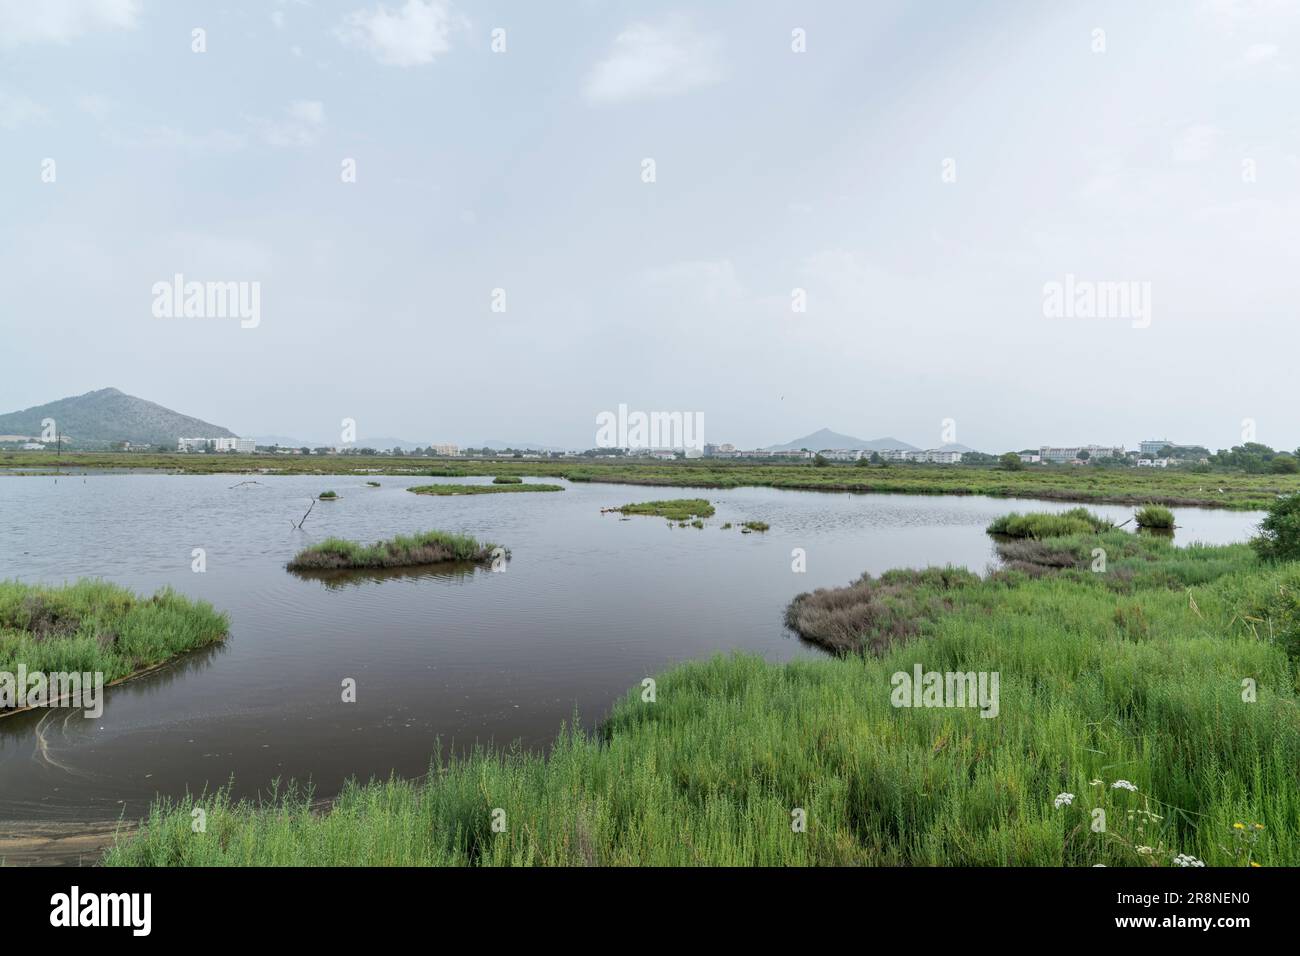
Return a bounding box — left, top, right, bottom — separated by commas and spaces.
1252, 493, 1300, 563
492, 475, 522, 484
987, 507, 1111, 539
409, 483, 563, 496
615, 498, 714, 520
0, 579, 228, 701
1135, 504, 1175, 530
741, 521, 769, 532
286, 531, 503, 571
784, 566, 979, 655
366, 481, 381, 487
318, 490, 339, 500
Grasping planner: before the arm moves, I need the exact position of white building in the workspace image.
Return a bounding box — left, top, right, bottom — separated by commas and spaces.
817, 449, 862, 461
428, 443, 459, 457
1039, 445, 1126, 463
872, 448, 962, 464
913, 449, 963, 464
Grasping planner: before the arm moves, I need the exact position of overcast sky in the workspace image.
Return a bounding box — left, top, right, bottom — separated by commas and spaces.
2, 0, 1297, 451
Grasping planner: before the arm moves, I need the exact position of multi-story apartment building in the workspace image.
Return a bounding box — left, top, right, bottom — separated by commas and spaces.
1039, 445, 1126, 463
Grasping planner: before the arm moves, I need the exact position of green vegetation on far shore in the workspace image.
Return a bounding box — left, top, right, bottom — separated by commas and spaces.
11, 452, 1300, 511
286, 531, 501, 571
408, 483, 564, 496
0, 580, 228, 706
615, 498, 715, 521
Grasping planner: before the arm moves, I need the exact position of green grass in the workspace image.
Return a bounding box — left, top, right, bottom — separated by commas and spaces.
615, 498, 715, 520
318, 490, 338, 499
408, 483, 563, 496
366, 481, 381, 487
0, 579, 228, 695
14, 452, 1299, 510
1135, 504, 1176, 529
492, 475, 523, 484
987, 507, 1113, 538
104, 533, 1300, 867
286, 531, 501, 571
741, 521, 770, 532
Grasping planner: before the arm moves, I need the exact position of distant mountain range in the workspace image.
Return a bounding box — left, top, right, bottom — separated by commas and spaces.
764, 428, 920, 452
0, 388, 235, 446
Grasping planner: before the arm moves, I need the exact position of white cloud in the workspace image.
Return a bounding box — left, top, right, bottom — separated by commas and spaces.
336, 0, 467, 67
111, 126, 248, 152
271, 11, 285, 30
75, 92, 113, 121
0, 90, 47, 129
584, 18, 724, 105
1200, 0, 1300, 34
643, 260, 745, 304
0, 0, 140, 47
1173, 124, 1222, 162
1244, 41, 1280, 62
249, 100, 326, 147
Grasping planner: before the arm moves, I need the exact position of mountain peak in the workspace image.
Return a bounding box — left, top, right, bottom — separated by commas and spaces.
0, 389, 236, 446
765, 428, 919, 452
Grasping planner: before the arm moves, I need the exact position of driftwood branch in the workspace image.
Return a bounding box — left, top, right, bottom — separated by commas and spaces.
293, 499, 316, 530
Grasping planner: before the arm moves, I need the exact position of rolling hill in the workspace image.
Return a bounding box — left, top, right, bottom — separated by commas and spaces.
765, 428, 919, 452
0, 388, 236, 446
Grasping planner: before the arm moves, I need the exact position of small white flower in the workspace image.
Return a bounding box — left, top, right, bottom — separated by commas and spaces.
1054, 792, 1075, 809
1136, 845, 1153, 855
1088, 779, 1104, 786
1111, 779, 1138, 792
1173, 853, 1205, 867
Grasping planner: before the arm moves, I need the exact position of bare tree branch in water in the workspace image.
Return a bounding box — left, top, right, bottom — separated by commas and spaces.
292, 499, 315, 530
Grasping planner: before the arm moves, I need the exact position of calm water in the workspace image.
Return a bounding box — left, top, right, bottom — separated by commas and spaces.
0, 474, 1263, 822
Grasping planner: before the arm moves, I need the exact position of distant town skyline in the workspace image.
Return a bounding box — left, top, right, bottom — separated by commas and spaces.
0, 383, 1266, 459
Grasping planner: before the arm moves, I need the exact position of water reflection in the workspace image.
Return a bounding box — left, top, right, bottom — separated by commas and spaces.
287, 562, 486, 589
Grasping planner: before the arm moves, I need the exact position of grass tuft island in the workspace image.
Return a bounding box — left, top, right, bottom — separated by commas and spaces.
286, 531, 504, 571
614, 498, 715, 521
408, 482, 563, 496
986, 507, 1112, 539
0, 580, 228, 713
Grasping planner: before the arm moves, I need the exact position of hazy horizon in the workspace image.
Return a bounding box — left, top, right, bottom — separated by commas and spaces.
3, 0, 1298, 452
